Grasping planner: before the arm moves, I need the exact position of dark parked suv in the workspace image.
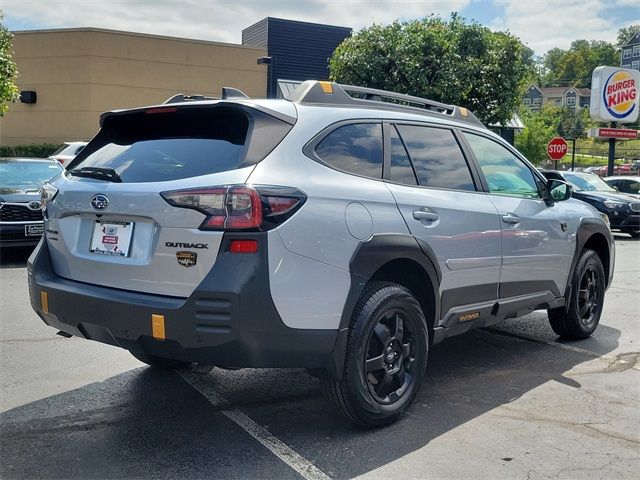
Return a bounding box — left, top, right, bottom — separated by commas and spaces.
28, 82, 614, 426
542, 170, 640, 238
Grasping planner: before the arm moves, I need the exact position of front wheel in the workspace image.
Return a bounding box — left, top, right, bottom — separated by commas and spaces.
322, 282, 429, 427
548, 249, 605, 340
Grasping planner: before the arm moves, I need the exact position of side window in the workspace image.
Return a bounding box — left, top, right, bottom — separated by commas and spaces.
621, 180, 640, 194
607, 179, 620, 190
395, 125, 476, 191
463, 132, 541, 199
389, 125, 418, 185
315, 123, 383, 179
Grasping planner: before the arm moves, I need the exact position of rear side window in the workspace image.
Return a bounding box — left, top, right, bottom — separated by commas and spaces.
396, 125, 475, 191
315, 123, 383, 179
72, 106, 289, 183
389, 125, 417, 185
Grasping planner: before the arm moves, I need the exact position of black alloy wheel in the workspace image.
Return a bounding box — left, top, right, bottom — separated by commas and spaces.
548, 248, 605, 340
322, 282, 429, 427
577, 265, 600, 326
365, 310, 417, 405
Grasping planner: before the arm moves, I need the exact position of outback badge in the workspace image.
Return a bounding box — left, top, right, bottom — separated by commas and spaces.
176, 251, 197, 268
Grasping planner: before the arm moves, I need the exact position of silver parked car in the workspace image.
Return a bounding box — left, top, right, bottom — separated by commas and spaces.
28, 81, 614, 426
0, 158, 64, 248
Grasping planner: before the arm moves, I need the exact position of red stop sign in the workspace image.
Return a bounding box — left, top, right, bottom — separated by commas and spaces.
547, 137, 568, 160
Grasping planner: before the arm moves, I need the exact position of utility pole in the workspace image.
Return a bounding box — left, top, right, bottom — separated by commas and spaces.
607, 122, 616, 176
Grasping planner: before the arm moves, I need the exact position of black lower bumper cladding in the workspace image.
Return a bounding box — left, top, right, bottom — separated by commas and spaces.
27, 234, 343, 375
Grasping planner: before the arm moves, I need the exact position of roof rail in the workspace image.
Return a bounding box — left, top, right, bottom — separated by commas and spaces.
287, 81, 484, 127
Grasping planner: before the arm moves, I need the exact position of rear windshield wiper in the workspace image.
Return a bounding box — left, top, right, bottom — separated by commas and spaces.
69, 167, 122, 183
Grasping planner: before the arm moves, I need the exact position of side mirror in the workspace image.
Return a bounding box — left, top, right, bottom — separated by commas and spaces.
547, 179, 572, 202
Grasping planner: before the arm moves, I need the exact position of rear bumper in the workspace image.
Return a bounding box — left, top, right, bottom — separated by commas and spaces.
28, 235, 344, 375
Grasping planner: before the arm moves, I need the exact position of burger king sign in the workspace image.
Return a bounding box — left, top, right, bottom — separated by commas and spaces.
590, 66, 640, 123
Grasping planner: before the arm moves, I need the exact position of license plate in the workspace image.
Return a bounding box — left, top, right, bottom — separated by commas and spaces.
90, 221, 134, 257
25, 224, 44, 236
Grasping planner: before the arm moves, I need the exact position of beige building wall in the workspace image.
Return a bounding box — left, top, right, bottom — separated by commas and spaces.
0, 28, 268, 146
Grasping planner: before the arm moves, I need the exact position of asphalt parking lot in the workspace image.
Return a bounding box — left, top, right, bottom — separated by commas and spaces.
0, 236, 638, 480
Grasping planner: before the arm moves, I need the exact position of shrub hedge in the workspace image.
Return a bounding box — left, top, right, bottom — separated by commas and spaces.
0, 144, 63, 158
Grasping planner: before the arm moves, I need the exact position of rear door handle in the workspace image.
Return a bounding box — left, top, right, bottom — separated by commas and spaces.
502, 213, 520, 224
413, 210, 439, 222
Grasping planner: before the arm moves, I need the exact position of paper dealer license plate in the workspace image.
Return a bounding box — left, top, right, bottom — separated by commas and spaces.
90, 221, 134, 257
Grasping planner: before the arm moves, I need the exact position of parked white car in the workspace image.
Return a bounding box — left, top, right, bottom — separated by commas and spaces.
48, 142, 87, 168
604, 176, 640, 199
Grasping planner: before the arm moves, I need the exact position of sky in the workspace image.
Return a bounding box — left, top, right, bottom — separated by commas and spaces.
1, 0, 638, 56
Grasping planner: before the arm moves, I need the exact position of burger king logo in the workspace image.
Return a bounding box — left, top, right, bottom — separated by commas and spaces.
603, 70, 637, 119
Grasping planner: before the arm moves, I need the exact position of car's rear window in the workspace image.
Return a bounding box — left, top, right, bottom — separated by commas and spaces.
72, 107, 254, 183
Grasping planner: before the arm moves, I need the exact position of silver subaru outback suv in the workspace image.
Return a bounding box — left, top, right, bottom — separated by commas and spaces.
29, 81, 614, 426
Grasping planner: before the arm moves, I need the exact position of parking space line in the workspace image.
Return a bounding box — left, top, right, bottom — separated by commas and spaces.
178, 371, 331, 480
486, 328, 640, 370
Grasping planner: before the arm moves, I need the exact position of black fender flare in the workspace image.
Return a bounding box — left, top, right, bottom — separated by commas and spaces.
324, 234, 440, 378
563, 218, 614, 308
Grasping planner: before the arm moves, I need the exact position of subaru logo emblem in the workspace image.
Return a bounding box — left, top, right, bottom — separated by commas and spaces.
27, 201, 42, 211
91, 194, 109, 210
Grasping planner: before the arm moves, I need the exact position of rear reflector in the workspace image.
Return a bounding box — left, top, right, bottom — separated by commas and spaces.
152, 314, 166, 340
230, 240, 258, 253
40, 291, 49, 313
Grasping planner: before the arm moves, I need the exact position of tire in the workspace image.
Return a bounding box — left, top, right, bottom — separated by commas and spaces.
627, 229, 640, 239
322, 282, 429, 427
130, 350, 191, 369
548, 249, 605, 340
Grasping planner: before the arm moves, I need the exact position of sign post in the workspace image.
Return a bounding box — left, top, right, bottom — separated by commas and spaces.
590, 66, 640, 176
547, 137, 568, 168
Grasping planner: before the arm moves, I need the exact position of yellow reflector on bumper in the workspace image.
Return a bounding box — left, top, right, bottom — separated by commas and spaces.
319, 81, 334, 94
152, 314, 166, 340
40, 291, 49, 313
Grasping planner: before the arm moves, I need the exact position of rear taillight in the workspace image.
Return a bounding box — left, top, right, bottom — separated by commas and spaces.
161, 185, 306, 231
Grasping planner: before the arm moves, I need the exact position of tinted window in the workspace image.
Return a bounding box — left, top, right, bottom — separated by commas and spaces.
396, 125, 475, 191
74, 107, 250, 183
315, 123, 383, 179
617, 180, 640, 194
463, 133, 540, 199
562, 172, 616, 192
389, 126, 417, 185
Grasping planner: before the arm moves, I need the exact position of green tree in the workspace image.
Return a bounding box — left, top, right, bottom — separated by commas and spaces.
541, 40, 618, 88
515, 105, 560, 164
0, 11, 18, 116
617, 25, 640, 47
329, 14, 533, 125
